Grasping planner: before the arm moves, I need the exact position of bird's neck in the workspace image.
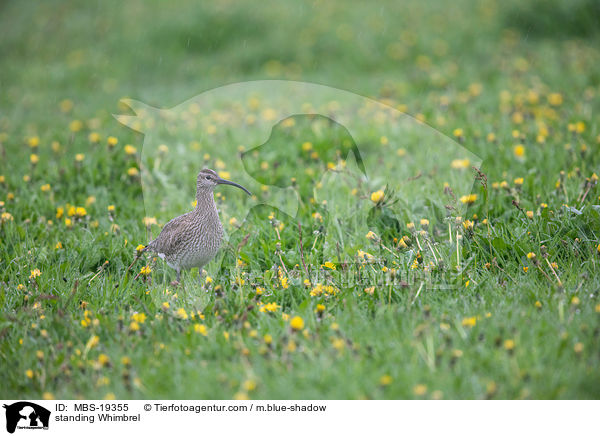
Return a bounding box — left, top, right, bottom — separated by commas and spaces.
194, 190, 219, 217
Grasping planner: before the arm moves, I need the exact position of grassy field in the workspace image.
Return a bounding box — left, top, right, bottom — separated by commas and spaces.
1, 0, 599, 399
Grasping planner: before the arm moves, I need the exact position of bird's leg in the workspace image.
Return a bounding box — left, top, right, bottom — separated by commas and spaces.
170, 269, 181, 287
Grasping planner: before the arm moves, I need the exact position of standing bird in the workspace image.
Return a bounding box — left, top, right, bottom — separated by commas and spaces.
141, 168, 251, 283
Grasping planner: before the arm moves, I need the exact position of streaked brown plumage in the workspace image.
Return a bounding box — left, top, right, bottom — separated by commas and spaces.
144, 168, 251, 282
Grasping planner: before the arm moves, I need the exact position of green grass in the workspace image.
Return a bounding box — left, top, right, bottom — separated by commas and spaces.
1, 0, 599, 399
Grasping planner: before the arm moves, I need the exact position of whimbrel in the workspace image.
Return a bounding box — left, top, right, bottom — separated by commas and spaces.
142, 168, 251, 283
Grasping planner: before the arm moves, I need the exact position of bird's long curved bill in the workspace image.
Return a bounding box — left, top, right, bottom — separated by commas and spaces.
217, 178, 252, 196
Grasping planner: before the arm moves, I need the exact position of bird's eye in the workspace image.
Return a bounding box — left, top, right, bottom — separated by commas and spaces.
205, 176, 211, 180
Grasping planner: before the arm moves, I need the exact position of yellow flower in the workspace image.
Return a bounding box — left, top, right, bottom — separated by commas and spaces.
191, 323, 207, 336
461, 316, 476, 327
316, 304, 326, 313
451, 158, 470, 169
233, 392, 249, 400
290, 316, 305, 331
121, 356, 131, 366
413, 384, 427, 395
301, 141, 313, 151
370, 190, 384, 203
69, 120, 83, 132
25, 369, 34, 379
364, 286, 375, 295
379, 374, 393, 386
573, 342, 584, 353
129, 321, 140, 331
30, 154, 39, 164
176, 307, 188, 319
108, 205, 116, 213
365, 230, 378, 241
88, 132, 100, 143
504, 339, 515, 350
42, 392, 55, 400
140, 265, 152, 275
453, 128, 463, 138
547, 93, 563, 106
162, 302, 170, 309
55, 242, 63, 249
86, 335, 100, 349
513, 145, 525, 158
571, 296, 580, 306
28, 136, 40, 147
127, 167, 139, 177
75, 206, 87, 217
131, 312, 146, 323
107, 136, 118, 147
535, 301, 542, 308
514, 177, 524, 185
143, 216, 157, 227
40, 184, 51, 192
527, 252, 536, 259
460, 194, 477, 204
97, 353, 110, 366
75, 153, 85, 162
357, 250, 374, 262
29, 269, 41, 279
526, 210, 534, 219
262, 302, 280, 312
323, 261, 336, 270
124, 144, 137, 155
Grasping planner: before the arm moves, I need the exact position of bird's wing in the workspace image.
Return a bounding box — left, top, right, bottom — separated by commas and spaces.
147, 215, 189, 256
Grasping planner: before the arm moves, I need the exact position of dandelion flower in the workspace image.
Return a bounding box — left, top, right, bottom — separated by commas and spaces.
413, 384, 427, 395
460, 194, 477, 204
547, 93, 563, 106
370, 190, 384, 203
28, 136, 40, 147
290, 316, 305, 331
451, 159, 470, 169
107, 136, 118, 147
513, 145, 525, 158
379, 375, 393, 386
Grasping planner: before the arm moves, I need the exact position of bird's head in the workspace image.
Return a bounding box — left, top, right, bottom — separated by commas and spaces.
196, 168, 252, 196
